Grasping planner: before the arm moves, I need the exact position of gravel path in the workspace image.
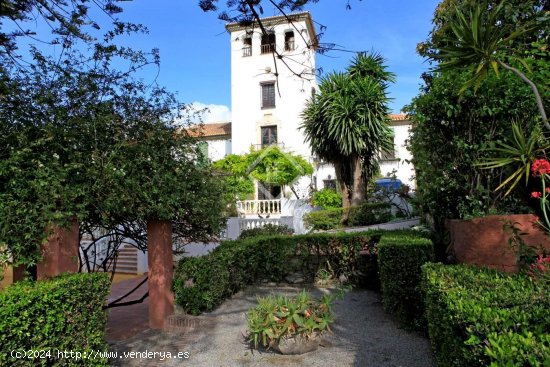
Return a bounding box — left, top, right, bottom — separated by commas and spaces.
109, 285, 435, 367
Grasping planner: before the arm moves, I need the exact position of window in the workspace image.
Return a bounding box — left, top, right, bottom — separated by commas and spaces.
197, 141, 209, 167
284, 31, 295, 51
381, 144, 396, 160
261, 32, 275, 54
261, 82, 276, 109
261, 125, 277, 147
323, 179, 337, 191
242, 37, 252, 57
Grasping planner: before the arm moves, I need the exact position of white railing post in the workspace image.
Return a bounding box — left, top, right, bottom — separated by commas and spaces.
235, 199, 282, 216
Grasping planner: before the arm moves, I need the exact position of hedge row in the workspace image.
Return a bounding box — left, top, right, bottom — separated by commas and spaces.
173, 232, 383, 315
304, 202, 392, 230
378, 233, 434, 330
0, 272, 111, 366
422, 263, 549, 367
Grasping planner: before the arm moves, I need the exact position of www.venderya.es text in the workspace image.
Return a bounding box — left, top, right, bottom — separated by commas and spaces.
11, 349, 190, 361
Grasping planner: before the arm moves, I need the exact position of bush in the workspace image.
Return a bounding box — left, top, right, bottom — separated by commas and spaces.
304, 202, 392, 230
351, 202, 392, 226
239, 223, 294, 239
0, 272, 111, 366
312, 188, 342, 209
303, 208, 342, 230
174, 232, 379, 315
422, 263, 549, 367
378, 233, 434, 330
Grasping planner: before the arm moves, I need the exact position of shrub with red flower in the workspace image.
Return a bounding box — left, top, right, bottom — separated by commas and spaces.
531, 159, 550, 177
527, 255, 550, 283
531, 158, 550, 234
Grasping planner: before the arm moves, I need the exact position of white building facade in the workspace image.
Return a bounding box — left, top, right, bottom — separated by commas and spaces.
194, 12, 416, 205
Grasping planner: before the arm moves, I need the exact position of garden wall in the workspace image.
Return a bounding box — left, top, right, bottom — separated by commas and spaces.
448, 214, 550, 272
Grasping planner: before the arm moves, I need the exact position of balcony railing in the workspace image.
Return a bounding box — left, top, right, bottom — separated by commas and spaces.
284, 41, 295, 51
261, 43, 275, 54
238, 218, 282, 231
237, 199, 282, 216
242, 46, 252, 57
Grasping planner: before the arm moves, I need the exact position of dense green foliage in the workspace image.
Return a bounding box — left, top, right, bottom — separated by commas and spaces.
422, 263, 549, 367
312, 188, 342, 209
377, 233, 434, 330
173, 232, 376, 315
303, 202, 391, 230
238, 224, 294, 239
407, 0, 549, 259
213, 146, 313, 200
0, 24, 228, 268
246, 290, 335, 349
212, 153, 255, 200
0, 273, 110, 366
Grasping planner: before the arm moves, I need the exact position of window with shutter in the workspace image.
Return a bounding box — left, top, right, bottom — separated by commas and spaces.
261, 82, 275, 109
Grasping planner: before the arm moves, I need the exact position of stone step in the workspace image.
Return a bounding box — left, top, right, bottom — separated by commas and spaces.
164, 314, 214, 334
118, 248, 137, 254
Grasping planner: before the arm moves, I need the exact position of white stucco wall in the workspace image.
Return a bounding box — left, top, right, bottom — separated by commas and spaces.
314, 163, 337, 191
206, 138, 232, 162
379, 121, 416, 189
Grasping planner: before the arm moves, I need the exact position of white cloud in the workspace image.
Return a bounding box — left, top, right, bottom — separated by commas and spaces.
189, 102, 232, 123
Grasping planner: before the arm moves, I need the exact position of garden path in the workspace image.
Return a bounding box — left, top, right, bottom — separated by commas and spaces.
107, 283, 435, 367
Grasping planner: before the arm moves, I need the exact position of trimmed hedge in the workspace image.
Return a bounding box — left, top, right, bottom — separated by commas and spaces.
304, 202, 392, 230
238, 223, 293, 239
174, 232, 381, 315
378, 233, 434, 330
0, 272, 111, 366
422, 263, 549, 367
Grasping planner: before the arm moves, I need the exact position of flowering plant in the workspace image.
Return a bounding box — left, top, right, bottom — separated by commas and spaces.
527, 255, 550, 284
530, 158, 550, 232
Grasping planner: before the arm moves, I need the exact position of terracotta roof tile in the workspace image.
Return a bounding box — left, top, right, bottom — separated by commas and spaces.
187, 122, 231, 138
190, 114, 408, 138
389, 114, 408, 121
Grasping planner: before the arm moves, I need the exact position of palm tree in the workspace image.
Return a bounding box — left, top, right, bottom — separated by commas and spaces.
301, 52, 394, 223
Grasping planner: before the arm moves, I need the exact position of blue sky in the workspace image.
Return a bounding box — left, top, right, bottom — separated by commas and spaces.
10, 1, 441, 118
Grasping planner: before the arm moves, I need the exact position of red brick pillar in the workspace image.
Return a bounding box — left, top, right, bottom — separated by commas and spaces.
147, 219, 174, 329
37, 219, 79, 280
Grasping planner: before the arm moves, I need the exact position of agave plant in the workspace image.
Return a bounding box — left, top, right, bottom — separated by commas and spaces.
432, 1, 548, 130
478, 121, 549, 196
246, 290, 336, 350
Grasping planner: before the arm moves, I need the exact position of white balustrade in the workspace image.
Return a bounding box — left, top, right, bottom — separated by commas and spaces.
238, 218, 282, 231
236, 199, 282, 216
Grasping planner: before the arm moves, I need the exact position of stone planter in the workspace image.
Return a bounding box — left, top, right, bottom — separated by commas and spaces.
270, 332, 322, 355
447, 214, 550, 272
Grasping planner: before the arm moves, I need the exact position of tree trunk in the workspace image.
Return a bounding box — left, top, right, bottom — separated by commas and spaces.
350, 155, 366, 207
334, 161, 351, 225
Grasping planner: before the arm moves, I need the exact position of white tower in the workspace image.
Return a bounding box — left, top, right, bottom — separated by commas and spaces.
226, 12, 318, 199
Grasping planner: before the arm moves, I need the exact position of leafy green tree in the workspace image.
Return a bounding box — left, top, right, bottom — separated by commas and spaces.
212, 154, 255, 200
426, 0, 549, 128
301, 52, 394, 222
0, 25, 228, 270
213, 146, 313, 201
246, 146, 313, 198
